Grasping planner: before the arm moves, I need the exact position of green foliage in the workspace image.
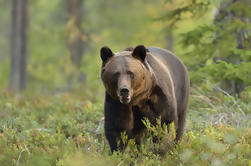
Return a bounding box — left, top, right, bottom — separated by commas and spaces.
162, 0, 251, 91
159, 0, 211, 27
0, 90, 250, 166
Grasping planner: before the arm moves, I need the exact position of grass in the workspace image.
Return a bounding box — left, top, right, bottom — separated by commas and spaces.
0, 86, 250, 166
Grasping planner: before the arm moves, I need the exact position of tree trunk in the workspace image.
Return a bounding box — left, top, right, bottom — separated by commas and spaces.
10, 0, 29, 92
67, 0, 85, 68
66, 0, 86, 86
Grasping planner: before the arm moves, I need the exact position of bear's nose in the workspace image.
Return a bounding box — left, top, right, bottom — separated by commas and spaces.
120, 88, 129, 97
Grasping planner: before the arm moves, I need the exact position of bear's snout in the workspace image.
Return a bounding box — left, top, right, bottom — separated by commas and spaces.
120, 88, 129, 97
118, 87, 131, 104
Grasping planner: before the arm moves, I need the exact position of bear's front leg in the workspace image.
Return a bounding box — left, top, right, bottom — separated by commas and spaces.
105, 121, 129, 152
104, 128, 119, 152
104, 92, 133, 153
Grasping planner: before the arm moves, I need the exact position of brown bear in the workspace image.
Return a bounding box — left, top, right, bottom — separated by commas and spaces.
100, 45, 189, 152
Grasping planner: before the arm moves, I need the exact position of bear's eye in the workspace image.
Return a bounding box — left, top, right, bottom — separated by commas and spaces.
113, 72, 120, 77
127, 71, 134, 79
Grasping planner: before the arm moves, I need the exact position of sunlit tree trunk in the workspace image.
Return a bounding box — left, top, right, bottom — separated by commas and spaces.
66, 0, 86, 86
67, 0, 86, 68
10, 0, 29, 92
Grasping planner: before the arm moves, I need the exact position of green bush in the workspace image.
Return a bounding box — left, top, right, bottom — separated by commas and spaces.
0, 89, 250, 166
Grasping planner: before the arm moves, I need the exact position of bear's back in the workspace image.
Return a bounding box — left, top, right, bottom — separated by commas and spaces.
146, 47, 189, 112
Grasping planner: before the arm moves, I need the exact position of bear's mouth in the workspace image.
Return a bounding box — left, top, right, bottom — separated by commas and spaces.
119, 96, 131, 104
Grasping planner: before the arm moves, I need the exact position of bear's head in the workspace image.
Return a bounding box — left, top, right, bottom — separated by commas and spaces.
100, 45, 154, 105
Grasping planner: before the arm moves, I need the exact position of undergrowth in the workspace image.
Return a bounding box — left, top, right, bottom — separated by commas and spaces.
0, 87, 250, 166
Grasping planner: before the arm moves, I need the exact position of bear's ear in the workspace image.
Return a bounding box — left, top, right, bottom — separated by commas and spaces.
132, 45, 147, 62
100, 46, 114, 64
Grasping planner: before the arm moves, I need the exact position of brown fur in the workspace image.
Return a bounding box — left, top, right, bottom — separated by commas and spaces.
100, 45, 189, 152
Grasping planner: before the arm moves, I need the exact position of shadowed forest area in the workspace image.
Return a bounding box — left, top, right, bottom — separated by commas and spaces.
0, 0, 250, 165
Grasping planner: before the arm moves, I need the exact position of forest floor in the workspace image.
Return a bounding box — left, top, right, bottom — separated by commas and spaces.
0, 87, 250, 166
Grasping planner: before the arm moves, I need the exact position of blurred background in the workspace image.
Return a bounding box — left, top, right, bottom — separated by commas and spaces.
0, 0, 250, 100
0, 0, 251, 165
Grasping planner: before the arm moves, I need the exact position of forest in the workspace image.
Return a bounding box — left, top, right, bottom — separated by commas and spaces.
0, 0, 250, 165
